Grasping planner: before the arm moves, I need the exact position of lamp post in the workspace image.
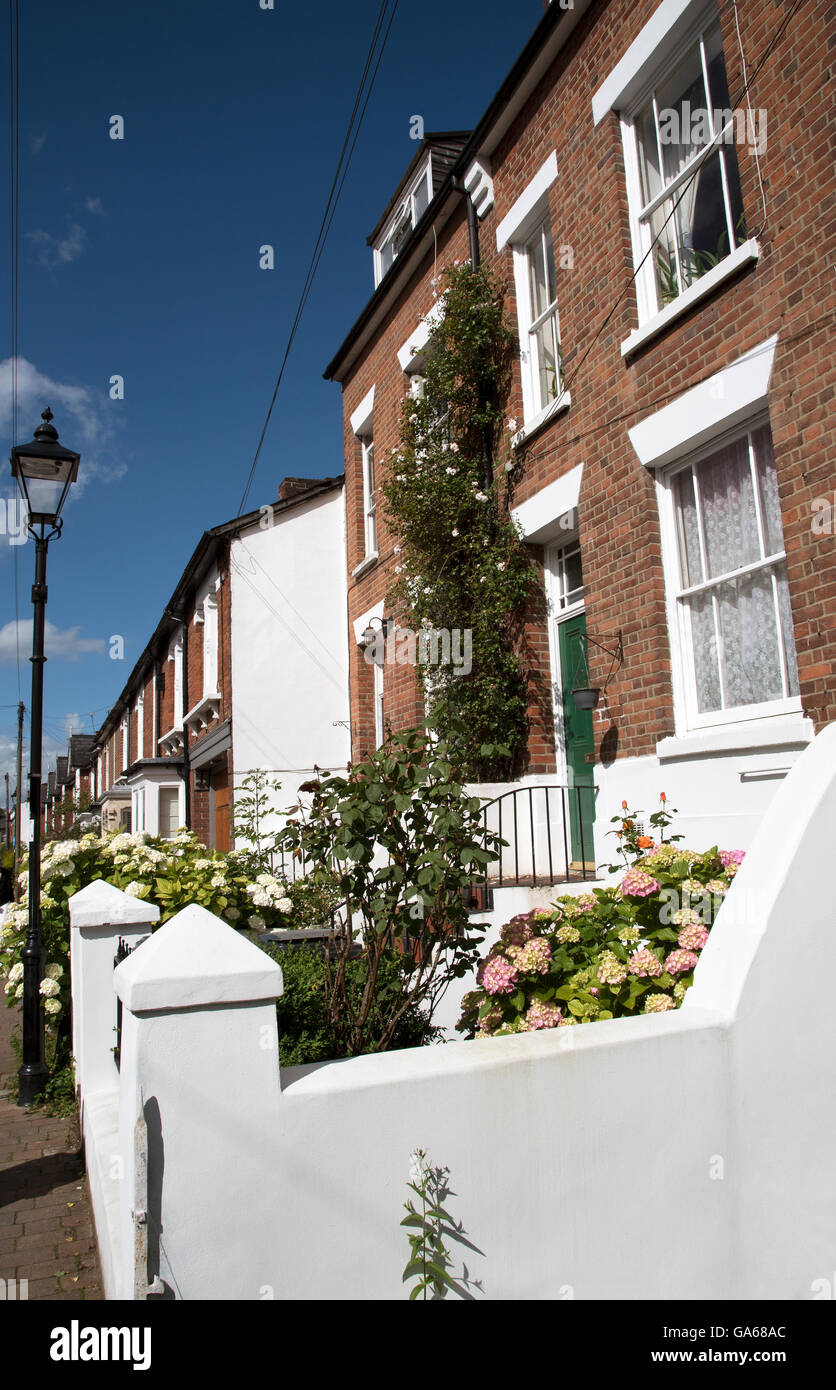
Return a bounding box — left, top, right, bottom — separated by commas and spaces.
11, 408, 80, 1106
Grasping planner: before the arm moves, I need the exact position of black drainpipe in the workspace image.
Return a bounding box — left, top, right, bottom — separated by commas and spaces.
181, 617, 190, 828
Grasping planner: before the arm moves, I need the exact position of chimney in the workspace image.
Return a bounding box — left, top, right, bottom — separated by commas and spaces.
277, 477, 322, 503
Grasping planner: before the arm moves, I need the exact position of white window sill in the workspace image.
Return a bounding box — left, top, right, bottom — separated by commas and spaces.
352, 552, 379, 579
621, 240, 761, 359
158, 726, 185, 754
512, 391, 571, 449
657, 712, 814, 762
184, 694, 221, 734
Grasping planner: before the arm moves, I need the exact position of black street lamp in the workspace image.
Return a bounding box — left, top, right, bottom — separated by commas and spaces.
11, 408, 80, 1106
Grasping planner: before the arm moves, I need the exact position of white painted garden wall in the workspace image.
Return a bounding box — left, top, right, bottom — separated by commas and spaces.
71, 722, 836, 1300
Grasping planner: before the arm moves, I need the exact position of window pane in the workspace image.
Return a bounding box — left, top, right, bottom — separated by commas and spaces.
776, 568, 800, 696
751, 424, 784, 555
159, 787, 179, 838
697, 438, 761, 578
412, 170, 430, 222
636, 101, 663, 206
528, 223, 556, 318
716, 569, 784, 707
533, 311, 560, 405
655, 44, 709, 185
679, 151, 732, 282
687, 591, 722, 712
673, 467, 703, 586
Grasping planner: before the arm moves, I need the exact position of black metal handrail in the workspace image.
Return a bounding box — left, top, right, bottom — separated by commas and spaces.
474, 782, 597, 891
113, 936, 136, 1070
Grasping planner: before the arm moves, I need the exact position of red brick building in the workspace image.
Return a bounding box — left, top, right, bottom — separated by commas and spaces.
325, 0, 835, 857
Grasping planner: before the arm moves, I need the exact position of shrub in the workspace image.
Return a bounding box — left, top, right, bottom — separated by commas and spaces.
262, 942, 438, 1067
457, 802, 743, 1037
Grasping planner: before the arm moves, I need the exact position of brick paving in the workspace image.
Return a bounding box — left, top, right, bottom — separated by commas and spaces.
0, 995, 103, 1300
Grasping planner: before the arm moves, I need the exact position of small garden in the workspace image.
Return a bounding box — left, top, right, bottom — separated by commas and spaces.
457, 796, 744, 1038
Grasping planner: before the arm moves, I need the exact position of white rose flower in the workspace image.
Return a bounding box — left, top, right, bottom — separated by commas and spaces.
14, 983, 23, 999
449, 442, 459, 453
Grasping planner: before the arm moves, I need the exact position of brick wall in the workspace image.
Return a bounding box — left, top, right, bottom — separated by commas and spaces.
335, 0, 836, 769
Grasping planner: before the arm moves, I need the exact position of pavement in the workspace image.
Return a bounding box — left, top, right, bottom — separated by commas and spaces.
0, 990, 103, 1300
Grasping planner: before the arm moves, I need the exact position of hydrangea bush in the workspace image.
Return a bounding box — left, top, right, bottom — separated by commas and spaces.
0, 828, 322, 1034
457, 799, 744, 1038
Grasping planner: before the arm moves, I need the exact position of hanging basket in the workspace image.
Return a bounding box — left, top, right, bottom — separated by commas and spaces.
572, 686, 601, 711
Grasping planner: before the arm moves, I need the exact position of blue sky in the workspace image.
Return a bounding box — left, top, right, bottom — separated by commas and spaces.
0, 0, 541, 785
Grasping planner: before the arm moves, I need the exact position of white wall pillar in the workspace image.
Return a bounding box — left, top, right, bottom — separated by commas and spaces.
114, 904, 283, 1300
69, 879, 159, 1102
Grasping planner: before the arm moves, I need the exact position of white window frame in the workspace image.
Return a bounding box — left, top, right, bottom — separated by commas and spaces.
656, 416, 801, 735
620, 18, 747, 325
361, 436, 377, 559
373, 156, 433, 287
203, 592, 219, 697
495, 152, 571, 438
514, 219, 564, 426
544, 537, 587, 782
135, 692, 144, 762
157, 783, 183, 840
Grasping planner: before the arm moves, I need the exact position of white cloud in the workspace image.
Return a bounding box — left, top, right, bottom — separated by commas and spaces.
28, 134, 46, 154
83, 196, 104, 215
0, 619, 105, 665
0, 722, 91, 786
25, 222, 86, 267
0, 356, 127, 493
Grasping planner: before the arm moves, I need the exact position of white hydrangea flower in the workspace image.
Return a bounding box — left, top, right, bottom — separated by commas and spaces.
276, 898, 293, 913
224, 907, 241, 922
124, 882, 149, 898
248, 915, 266, 930
44, 998, 61, 1016
8, 962, 23, 983
44, 963, 63, 980
39, 977, 60, 998
210, 874, 226, 889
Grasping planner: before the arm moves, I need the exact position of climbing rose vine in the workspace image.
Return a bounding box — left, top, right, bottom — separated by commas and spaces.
382, 261, 537, 780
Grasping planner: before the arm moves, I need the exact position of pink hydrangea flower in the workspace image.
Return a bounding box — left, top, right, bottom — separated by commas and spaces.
499, 916, 533, 948
620, 869, 661, 898
678, 923, 709, 951
480, 955, 519, 995
574, 893, 597, 913
664, 948, 699, 975
643, 993, 675, 1013
525, 999, 563, 1030
510, 937, 551, 975
628, 948, 663, 978
719, 850, 745, 868
597, 951, 627, 987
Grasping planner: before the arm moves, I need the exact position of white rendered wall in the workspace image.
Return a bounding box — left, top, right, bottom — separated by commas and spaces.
78, 721, 836, 1301
229, 489, 350, 826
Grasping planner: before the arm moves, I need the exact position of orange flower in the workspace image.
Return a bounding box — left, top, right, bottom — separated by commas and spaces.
621, 800, 628, 810
637, 835, 654, 849
660, 792, 667, 802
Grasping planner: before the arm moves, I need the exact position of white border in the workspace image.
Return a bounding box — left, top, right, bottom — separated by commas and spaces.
591, 0, 712, 124
511, 464, 584, 544
495, 151, 558, 252
349, 385, 375, 438
628, 333, 778, 470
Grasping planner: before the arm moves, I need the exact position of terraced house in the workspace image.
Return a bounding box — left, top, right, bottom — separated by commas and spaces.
325, 0, 834, 859
88, 476, 349, 848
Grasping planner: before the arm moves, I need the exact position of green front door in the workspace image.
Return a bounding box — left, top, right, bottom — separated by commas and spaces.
557, 613, 596, 867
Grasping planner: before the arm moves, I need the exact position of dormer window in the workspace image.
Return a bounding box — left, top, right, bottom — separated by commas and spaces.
374, 158, 432, 286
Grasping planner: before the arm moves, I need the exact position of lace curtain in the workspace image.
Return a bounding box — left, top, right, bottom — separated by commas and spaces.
673, 430, 799, 713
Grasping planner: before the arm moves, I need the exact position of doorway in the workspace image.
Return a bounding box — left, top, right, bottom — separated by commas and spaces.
545, 540, 596, 868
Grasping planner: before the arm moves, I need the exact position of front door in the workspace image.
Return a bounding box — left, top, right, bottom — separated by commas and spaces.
210, 764, 231, 852
557, 614, 596, 866
547, 538, 596, 869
